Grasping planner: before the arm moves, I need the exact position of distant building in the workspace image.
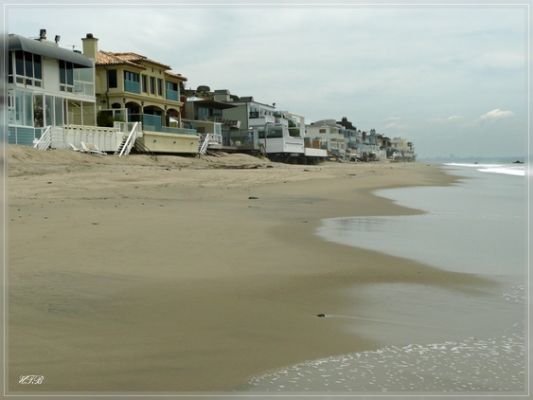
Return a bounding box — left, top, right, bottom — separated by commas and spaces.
305, 119, 346, 158
182, 88, 237, 149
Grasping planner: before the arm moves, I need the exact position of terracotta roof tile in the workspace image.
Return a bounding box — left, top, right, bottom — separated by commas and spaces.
96, 51, 142, 68
165, 70, 187, 81
96, 51, 186, 80
113, 52, 170, 69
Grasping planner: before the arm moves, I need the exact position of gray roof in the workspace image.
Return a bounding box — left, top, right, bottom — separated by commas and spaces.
8, 34, 93, 68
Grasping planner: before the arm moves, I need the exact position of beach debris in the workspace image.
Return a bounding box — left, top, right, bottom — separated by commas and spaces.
317, 313, 326, 318
248, 196, 259, 200
47, 181, 52, 184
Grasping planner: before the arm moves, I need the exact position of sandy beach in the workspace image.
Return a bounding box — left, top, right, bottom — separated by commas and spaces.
7, 146, 497, 393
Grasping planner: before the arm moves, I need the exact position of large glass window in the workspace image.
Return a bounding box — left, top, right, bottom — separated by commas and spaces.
8, 52, 13, 83
59, 60, 74, 92
34, 55, 42, 80
24, 52, 33, 78
14, 91, 24, 125
8, 91, 15, 124
267, 126, 283, 138
74, 67, 94, 96
15, 51, 24, 75
54, 97, 63, 126
45, 96, 54, 126
165, 81, 179, 101
33, 94, 44, 128
124, 71, 140, 93
23, 92, 33, 126
197, 106, 209, 120
13, 52, 42, 87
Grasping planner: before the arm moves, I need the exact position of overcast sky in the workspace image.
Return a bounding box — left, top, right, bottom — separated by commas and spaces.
7, 3, 528, 158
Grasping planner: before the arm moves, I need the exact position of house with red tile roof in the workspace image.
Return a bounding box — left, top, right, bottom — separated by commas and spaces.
82, 33, 198, 154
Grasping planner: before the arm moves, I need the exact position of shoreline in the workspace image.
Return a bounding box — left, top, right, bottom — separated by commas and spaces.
7, 146, 498, 393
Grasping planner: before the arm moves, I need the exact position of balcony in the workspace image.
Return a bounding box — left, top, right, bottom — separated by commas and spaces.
124, 80, 140, 94
129, 113, 197, 135
74, 80, 94, 96
166, 89, 179, 101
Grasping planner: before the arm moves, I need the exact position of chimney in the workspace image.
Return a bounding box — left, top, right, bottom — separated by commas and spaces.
39, 29, 47, 41
81, 33, 98, 59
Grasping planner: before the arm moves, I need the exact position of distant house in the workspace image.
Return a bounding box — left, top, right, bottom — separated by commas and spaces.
305, 119, 347, 158
81, 33, 198, 154
182, 88, 238, 149
390, 137, 416, 161
7, 30, 96, 145
217, 93, 277, 147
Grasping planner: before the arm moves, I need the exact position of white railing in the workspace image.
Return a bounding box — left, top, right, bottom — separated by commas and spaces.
54, 125, 124, 152
118, 122, 141, 157
198, 134, 210, 155
33, 126, 52, 151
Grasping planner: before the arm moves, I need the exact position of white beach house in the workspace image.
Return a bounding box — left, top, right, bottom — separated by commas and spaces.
7, 30, 97, 145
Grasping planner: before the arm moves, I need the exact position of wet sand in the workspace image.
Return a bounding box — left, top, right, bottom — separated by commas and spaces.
7, 146, 497, 394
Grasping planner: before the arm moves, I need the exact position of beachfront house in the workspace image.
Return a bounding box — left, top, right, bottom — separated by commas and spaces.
305, 120, 347, 159
182, 87, 238, 151
390, 137, 416, 161
215, 93, 278, 149
7, 30, 98, 146
81, 33, 198, 154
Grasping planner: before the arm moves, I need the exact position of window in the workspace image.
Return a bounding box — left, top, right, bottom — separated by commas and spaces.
166, 81, 177, 91
157, 78, 163, 96
142, 75, 147, 93
73, 67, 94, 96
12, 51, 42, 87
7, 91, 15, 124
54, 97, 63, 126
34, 55, 42, 79
319, 128, 326, 134
149, 77, 155, 94
15, 51, 24, 76
165, 81, 179, 101
59, 60, 74, 92
15, 90, 24, 125
123, 71, 140, 82
8, 52, 13, 83
123, 71, 140, 93
267, 126, 283, 138
24, 53, 33, 78
107, 70, 117, 88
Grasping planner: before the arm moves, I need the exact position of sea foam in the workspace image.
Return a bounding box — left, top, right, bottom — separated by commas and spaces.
444, 163, 526, 177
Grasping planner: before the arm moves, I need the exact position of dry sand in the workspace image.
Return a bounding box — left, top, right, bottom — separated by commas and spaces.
6, 146, 495, 394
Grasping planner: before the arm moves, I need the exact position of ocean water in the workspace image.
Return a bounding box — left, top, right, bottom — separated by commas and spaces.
246, 163, 528, 394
